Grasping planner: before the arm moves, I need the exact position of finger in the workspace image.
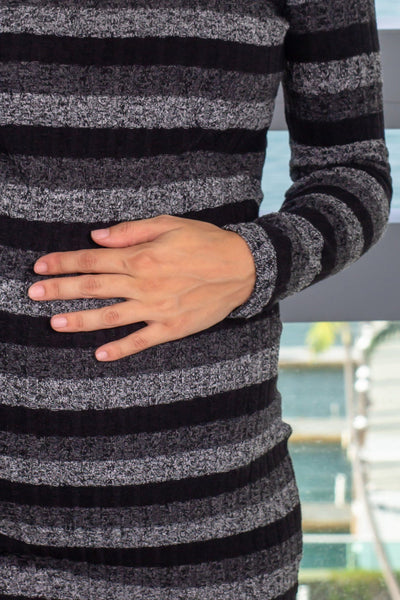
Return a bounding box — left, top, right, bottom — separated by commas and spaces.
94, 322, 170, 361
28, 273, 136, 302
90, 213, 183, 247
33, 246, 135, 276
50, 299, 148, 332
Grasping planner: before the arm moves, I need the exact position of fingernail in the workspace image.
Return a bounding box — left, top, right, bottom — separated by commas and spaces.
52, 316, 68, 328
35, 261, 48, 273
91, 228, 110, 240
29, 284, 45, 299
96, 350, 109, 360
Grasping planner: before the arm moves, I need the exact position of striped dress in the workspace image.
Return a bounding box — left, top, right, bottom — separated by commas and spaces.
0, 0, 392, 598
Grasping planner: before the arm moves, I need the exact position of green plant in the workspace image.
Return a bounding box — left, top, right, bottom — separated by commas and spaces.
305, 322, 352, 355
301, 569, 400, 600
364, 321, 400, 362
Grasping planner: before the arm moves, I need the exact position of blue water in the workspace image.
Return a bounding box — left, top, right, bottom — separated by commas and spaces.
289, 442, 352, 504
279, 366, 347, 418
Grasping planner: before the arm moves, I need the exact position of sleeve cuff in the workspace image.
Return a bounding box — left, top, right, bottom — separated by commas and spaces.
221, 221, 277, 319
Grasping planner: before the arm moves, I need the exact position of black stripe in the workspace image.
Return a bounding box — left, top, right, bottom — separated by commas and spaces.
0, 296, 276, 348
0, 436, 290, 507
282, 205, 337, 282
0, 377, 278, 436
0, 585, 299, 600
0, 310, 144, 348
0, 125, 267, 159
285, 183, 374, 253
284, 112, 385, 147
0, 61, 277, 102
0, 32, 284, 74
0, 302, 280, 377
0, 199, 259, 252
284, 20, 380, 63
256, 220, 292, 302
0, 503, 301, 566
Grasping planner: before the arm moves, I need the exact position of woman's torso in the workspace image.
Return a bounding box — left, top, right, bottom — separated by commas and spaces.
0, 2, 302, 598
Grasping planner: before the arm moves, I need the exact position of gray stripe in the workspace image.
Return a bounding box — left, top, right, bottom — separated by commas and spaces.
0, 62, 281, 103
0, 173, 263, 222
0, 454, 295, 529
0, 278, 117, 317
285, 53, 382, 96
285, 0, 373, 33
287, 138, 390, 171
0, 419, 291, 485
4, 0, 278, 19
0, 151, 265, 191
1, 6, 289, 46
0, 397, 282, 460
0, 479, 299, 547
0, 346, 280, 409
0, 92, 274, 130
0, 550, 302, 598
286, 0, 319, 5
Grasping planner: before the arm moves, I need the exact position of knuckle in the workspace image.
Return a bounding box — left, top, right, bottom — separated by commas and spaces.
131, 334, 148, 351
50, 252, 63, 271
48, 279, 61, 298
118, 221, 132, 236
166, 314, 187, 332
73, 312, 85, 330
135, 250, 157, 270
79, 275, 101, 297
155, 296, 175, 313
77, 250, 97, 271
141, 276, 161, 293
49, 253, 63, 272
102, 307, 120, 326
155, 213, 172, 223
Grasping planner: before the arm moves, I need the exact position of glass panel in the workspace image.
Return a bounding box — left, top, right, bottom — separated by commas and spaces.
261, 130, 400, 216
278, 321, 400, 597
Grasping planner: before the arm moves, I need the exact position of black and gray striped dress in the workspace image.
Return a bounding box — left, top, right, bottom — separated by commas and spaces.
0, 0, 392, 598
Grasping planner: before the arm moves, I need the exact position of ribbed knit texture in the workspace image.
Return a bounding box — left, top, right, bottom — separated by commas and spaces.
0, 0, 392, 598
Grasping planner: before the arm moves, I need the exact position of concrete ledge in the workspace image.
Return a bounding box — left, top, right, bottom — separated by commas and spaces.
287, 417, 348, 444
302, 502, 352, 532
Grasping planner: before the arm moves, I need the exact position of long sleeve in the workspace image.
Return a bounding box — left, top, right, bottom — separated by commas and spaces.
221, 0, 393, 319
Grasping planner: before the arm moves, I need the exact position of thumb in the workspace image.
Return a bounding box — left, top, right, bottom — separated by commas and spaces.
90, 214, 181, 247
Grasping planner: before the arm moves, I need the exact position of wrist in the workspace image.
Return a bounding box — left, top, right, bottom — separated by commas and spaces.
225, 230, 257, 309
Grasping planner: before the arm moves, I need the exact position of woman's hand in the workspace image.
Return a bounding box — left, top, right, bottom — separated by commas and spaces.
27, 214, 256, 361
